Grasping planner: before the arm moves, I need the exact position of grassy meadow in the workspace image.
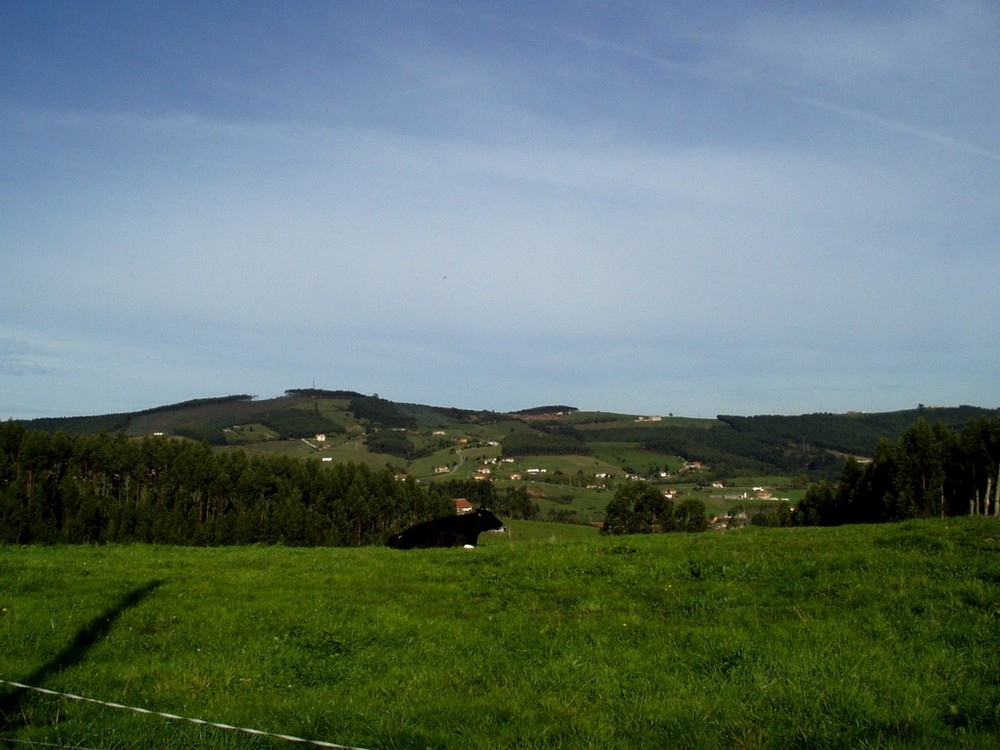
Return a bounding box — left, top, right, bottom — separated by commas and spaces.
2, 518, 999, 749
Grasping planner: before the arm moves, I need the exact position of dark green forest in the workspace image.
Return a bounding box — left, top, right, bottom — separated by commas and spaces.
511, 405, 579, 416
23, 395, 257, 436
364, 429, 422, 459
349, 395, 417, 428
795, 415, 1000, 525
597, 413, 1000, 533
577, 405, 996, 482
501, 425, 591, 457
0, 420, 543, 546
0, 423, 438, 545
601, 482, 708, 535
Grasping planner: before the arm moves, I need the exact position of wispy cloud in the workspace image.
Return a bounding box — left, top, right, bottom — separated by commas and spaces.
1, 2, 997, 418
0, 334, 52, 376
794, 96, 1000, 163
539, 7, 1000, 164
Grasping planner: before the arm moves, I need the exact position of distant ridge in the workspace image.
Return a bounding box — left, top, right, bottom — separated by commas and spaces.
511, 405, 579, 416
284, 388, 364, 399
11, 390, 997, 484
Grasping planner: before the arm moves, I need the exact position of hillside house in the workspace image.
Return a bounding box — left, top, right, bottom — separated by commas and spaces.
454, 498, 474, 514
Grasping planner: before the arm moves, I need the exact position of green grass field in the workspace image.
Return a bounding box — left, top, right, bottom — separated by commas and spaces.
2, 518, 999, 749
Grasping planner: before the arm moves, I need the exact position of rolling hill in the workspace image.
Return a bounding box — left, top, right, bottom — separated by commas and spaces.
16, 390, 997, 523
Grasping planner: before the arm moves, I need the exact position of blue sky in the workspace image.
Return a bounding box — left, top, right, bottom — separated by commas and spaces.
2, 1, 998, 419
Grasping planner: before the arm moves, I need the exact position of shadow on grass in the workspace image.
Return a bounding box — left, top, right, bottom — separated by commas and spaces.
0, 579, 163, 731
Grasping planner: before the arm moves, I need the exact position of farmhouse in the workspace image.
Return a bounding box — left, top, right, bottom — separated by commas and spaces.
454, 498, 474, 514
710, 515, 730, 529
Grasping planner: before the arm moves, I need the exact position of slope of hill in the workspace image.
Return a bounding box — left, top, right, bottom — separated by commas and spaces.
15, 390, 997, 523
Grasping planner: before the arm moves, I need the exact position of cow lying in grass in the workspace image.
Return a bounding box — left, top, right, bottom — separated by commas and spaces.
386, 508, 506, 549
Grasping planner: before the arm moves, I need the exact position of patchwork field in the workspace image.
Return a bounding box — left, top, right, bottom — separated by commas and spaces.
2, 518, 999, 748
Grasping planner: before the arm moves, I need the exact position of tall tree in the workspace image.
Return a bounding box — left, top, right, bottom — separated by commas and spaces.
603, 482, 687, 534
896, 418, 947, 518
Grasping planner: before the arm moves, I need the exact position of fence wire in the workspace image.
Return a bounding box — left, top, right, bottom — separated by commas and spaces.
0, 680, 370, 750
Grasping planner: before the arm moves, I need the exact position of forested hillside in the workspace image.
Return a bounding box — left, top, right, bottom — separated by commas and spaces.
718, 405, 990, 456
6, 391, 998, 543
575, 406, 997, 481
796, 414, 1000, 525
19, 391, 500, 444
0, 422, 537, 545
21, 391, 995, 481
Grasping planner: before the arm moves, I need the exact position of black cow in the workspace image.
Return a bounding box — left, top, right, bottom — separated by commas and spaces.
386, 508, 506, 549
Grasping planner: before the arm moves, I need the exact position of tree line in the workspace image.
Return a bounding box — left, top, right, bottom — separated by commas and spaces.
578, 406, 997, 483
0, 422, 459, 546
601, 413, 1000, 534
501, 425, 591, 457
717, 407, 990, 458
602, 482, 708, 535
796, 415, 1000, 525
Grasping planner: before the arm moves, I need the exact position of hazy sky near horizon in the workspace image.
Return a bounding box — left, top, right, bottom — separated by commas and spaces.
2, 1, 998, 420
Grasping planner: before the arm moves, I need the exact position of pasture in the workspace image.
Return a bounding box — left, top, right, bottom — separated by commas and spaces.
2, 518, 999, 749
